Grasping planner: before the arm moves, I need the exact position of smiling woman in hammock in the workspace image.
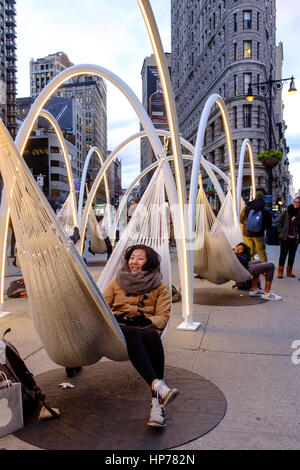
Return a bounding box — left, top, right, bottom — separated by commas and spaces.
102, 244, 178, 428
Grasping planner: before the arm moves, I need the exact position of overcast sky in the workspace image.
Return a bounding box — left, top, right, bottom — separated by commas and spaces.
16, 0, 300, 192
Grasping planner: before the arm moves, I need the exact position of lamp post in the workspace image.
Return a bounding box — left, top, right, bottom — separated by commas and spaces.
246, 66, 296, 203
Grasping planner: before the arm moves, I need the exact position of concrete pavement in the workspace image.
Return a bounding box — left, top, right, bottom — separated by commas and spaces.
1, 243, 300, 450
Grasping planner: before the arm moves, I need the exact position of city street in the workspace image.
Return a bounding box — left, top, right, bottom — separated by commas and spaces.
0, 243, 300, 450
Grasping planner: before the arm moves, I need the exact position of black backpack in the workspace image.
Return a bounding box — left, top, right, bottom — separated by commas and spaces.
0, 328, 59, 420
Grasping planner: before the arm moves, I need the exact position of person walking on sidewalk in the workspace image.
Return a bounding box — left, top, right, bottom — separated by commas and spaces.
234, 243, 282, 301
240, 191, 272, 262
277, 197, 300, 278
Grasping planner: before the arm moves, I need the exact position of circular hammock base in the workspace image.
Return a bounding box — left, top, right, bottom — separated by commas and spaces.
194, 287, 267, 307
14, 362, 227, 450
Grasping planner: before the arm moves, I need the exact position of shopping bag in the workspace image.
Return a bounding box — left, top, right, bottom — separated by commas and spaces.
0, 372, 24, 438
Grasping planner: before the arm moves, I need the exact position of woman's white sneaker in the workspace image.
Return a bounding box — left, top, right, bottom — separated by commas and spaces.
148, 398, 166, 428
261, 292, 282, 301
152, 379, 179, 408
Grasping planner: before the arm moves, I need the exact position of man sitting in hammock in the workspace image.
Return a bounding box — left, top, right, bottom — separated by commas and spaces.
234, 243, 282, 301
102, 244, 178, 428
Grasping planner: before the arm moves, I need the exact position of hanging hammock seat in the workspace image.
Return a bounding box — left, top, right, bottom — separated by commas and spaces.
194, 180, 251, 285
0, 122, 171, 367
56, 195, 75, 238
88, 207, 108, 255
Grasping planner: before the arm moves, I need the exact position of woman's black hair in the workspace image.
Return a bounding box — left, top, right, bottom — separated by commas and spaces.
236, 242, 251, 261
124, 244, 161, 272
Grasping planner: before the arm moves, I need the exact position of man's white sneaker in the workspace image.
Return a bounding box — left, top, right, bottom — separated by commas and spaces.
261, 292, 282, 301
152, 379, 179, 408
249, 288, 264, 297
147, 398, 166, 428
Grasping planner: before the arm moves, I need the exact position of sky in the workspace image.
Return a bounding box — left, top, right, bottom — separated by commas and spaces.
15, 0, 300, 191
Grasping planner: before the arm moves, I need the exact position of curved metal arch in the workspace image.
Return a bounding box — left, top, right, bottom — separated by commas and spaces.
39, 109, 78, 227
0, 64, 176, 306
77, 129, 230, 256
110, 155, 194, 245
0, 109, 78, 304
138, 0, 195, 329
189, 94, 238, 235
237, 139, 256, 219
77, 146, 111, 227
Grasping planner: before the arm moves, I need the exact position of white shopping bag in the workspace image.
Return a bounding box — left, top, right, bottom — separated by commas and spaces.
0, 372, 24, 438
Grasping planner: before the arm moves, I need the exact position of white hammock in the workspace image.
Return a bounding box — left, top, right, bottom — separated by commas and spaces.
194, 180, 251, 284
98, 158, 171, 293
0, 121, 128, 367
88, 206, 108, 254
0, 122, 172, 366
56, 194, 75, 238
211, 190, 244, 248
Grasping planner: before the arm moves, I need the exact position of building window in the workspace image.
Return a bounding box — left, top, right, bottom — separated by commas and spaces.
243, 41, 252, 59
243, 104, 252, 127
233, 140, 238, 162
211, 122, 215, 141
234, 74, 238, 95
234, 13, 237, 32
257, 12, 260, 30
243, 11, 252, 29
243, 73, 252, 94
220, 145, 225, 164
234, 42, 238, 60
233, 106, 237, 129
257, 42, 260, 60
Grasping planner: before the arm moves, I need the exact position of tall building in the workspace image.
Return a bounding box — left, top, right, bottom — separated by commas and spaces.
30, 52, 73, 100
57, 75, 107, 166
17, 95, 83, 208
140, 53, 171, 195
0, 0, 17, 139
29, 53, 108, 203
171, 0, 290, 203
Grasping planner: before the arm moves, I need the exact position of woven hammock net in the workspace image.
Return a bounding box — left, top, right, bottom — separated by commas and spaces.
88, 202, 115, 254
194, 178, 251, 284
0, 121, 129, 367
56, 194, 75, 238
97, 158, 171, 294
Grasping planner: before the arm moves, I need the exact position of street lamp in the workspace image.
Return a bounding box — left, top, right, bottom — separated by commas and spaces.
246, 66, 296, 202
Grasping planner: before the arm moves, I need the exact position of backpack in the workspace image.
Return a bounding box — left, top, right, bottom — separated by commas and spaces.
245, 209, 263, 233
0, 328, 59, 420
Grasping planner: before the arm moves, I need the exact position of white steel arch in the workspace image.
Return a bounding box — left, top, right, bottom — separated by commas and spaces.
237, 139, 256, 219
0, 62, 192, 326
189, 94, 238, 233
0, 109, 78, 304
77, 146, 111, 227
138, 0, 196, 330
39, 109, 78, 227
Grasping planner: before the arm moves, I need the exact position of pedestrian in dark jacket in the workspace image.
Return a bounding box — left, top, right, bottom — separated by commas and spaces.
240, 191, 272, 262
277, 197, 300, 278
